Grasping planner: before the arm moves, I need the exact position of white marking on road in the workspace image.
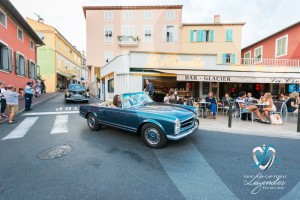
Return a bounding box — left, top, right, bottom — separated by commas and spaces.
66, 107, 72, 110
50, 115, 69, 134
73, 107, 78, 110
22, 111, 79, 116
154, 140, 238, 199
2, 117, 39, 140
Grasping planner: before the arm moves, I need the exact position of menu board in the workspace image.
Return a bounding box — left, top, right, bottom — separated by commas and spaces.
202, 82, 209, 95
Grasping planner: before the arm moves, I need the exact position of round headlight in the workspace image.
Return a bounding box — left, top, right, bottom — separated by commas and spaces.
175, 119, 181, 134
66, 92, 70, 96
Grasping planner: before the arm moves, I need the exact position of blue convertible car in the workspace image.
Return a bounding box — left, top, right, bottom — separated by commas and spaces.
79, 92, 199, 148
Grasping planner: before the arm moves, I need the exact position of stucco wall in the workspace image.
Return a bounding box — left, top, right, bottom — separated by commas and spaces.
37, 47, 55, 92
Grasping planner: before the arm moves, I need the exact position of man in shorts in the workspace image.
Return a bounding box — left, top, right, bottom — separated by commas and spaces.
236, 91, 268, 124
3, 85, 23, 124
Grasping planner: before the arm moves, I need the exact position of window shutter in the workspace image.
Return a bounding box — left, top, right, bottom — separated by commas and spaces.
2, 47, 9, 70
197, 30, 204, 42
28, 60, 31, 78
162, 25, 167, 42
15, 52, 19, 74
231, 54, 236, 64
209, 30, 214, 42
174, 25, 178, 42
190, 30, 194, 42
8, 48, 12, 72
226, 30, 233, 42
222, 54, 226, 64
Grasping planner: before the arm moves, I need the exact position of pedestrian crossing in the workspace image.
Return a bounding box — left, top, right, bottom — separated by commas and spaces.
1, 115, 74, 140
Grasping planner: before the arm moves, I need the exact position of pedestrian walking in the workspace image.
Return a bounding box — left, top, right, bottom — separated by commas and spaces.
3, 85, 23, 124
144, 79, 155, 99
24, 82, 34, 111
0, 81, 8, 118
41, 80, 45, 93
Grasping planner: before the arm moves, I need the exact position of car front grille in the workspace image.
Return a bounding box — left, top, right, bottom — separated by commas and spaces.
181, 117, 195, 128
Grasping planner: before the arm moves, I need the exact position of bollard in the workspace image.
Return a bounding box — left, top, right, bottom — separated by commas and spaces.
297, 104, 300, 132
228, 103, 233, 128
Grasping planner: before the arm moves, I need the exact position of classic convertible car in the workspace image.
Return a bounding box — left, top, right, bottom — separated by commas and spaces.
65, 84, 89, 103
79, 92, 199, 148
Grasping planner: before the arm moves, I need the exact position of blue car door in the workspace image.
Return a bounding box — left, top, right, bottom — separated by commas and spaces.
98, 107, 127, 128
123, 108, 141, 132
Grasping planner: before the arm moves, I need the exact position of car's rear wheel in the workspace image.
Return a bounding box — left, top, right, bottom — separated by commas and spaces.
141, 123, 167, 148
87, 114, 101, 131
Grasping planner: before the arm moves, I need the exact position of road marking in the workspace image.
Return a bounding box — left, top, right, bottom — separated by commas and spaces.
56, 107, 63, 111
50, 115, 69, 134
154, 140, 238, 200
2, 117, 39, 140
66, 107, 72, 110
23, 111, 79, 116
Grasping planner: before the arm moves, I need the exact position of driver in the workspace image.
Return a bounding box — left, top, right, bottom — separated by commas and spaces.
111, 94, 122, 108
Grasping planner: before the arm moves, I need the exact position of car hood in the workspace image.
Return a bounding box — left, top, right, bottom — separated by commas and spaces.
134, 104, 195, 121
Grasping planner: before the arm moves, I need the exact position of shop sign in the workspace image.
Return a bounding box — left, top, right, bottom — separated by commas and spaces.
177, 75, 300, 83
130, 52, 217, 69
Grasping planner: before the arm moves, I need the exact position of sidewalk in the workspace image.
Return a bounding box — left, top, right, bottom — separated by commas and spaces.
1, 92, 59, 122
198, 113, 300, 139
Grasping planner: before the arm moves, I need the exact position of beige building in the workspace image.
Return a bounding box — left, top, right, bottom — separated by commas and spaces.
27, 18, 83, 92
181, 15, 244, 65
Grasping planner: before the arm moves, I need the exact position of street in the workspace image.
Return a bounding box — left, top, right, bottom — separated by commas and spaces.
0, 93, 299, 200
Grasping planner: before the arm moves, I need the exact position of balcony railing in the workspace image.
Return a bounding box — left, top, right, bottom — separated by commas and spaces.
117, 35, 139, 46
236, 58, 300, 66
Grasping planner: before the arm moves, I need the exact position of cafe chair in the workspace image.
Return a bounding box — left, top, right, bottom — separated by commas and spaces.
235, 102, 253, 122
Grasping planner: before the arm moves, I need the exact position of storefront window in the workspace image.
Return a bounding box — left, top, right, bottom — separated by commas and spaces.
108, 79, 114, 93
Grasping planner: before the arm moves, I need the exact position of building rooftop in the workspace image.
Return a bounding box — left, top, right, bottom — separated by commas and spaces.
242, 21, 300, 50
0, 0, 44, 45
83, 5, 183, 18
183, 23, 246, 26
27, 18, 82, 56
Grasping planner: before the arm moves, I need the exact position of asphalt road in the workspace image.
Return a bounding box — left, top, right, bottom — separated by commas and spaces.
0, 94, 299, 200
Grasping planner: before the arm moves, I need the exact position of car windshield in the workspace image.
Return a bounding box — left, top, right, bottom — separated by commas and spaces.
122, 92, 154, 108
68, 85, 85, 91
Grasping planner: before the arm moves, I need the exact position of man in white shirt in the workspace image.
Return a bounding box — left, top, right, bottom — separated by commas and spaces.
3, 85, 23, 124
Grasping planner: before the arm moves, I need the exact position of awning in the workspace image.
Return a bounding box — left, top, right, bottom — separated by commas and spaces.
157, 69, 300, 83
56, 71, 73, 79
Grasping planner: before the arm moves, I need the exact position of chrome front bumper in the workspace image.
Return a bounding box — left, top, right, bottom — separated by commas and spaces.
166, 124, 199, 140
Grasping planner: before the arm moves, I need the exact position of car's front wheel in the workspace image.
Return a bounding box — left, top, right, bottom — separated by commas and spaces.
141, 123, 167, 148
87, 114, 101, 131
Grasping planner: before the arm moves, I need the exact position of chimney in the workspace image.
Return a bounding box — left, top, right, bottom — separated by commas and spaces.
214, 15, 220, 23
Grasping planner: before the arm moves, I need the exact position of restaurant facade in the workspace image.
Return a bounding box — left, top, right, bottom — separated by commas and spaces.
100, 51, 300, 102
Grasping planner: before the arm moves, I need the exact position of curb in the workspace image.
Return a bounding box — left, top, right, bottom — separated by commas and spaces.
0, 93, 60, 123
199, 126, 300, 140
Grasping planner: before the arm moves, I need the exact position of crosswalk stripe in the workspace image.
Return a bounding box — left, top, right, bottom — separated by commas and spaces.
2, 117, 39, 140
154, 140, 238, 199
22, 111, 79, 116
50, 115, 69, 134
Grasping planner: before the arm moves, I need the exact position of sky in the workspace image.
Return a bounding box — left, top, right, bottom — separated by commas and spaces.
10, 0, 300, 53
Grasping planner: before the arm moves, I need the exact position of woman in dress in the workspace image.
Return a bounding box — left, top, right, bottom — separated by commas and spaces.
262, 92, 276, 123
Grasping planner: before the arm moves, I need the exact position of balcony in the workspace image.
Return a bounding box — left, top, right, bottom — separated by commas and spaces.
117, 36, 139, 47
235, 58, 300, 67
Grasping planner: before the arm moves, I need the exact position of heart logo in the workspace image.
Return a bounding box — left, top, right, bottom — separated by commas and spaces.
252, 144, 276, 171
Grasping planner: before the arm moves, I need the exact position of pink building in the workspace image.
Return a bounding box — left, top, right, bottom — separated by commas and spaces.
242, 21, 300, 64
83, 5, 183, 95
0, 0, 44, 91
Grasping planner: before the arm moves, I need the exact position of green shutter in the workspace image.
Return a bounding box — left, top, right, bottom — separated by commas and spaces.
231, 54, 236, 64
222, 54, 226, 64
226, 30, 233, 42
198, 30, 204, 42
190, 30, 194, 42
8, 48, 12, 72
209, 30, 214, 42
15, 52, 19, 74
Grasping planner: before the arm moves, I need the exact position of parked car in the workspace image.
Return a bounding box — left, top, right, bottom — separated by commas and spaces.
79, 92, 199, 148
65, 84, 89, 103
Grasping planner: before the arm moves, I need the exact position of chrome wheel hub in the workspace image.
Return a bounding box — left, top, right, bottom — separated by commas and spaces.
145, 128, 160, 145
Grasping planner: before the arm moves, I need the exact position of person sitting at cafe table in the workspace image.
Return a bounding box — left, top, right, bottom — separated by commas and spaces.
259, 91, 265, 103
236, 91, 269, 124
286, 92, 299, 113
277, 92, 288, 101
261, 92, 276, 123
245, 92, 258, 103
205, 92, 217, 119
